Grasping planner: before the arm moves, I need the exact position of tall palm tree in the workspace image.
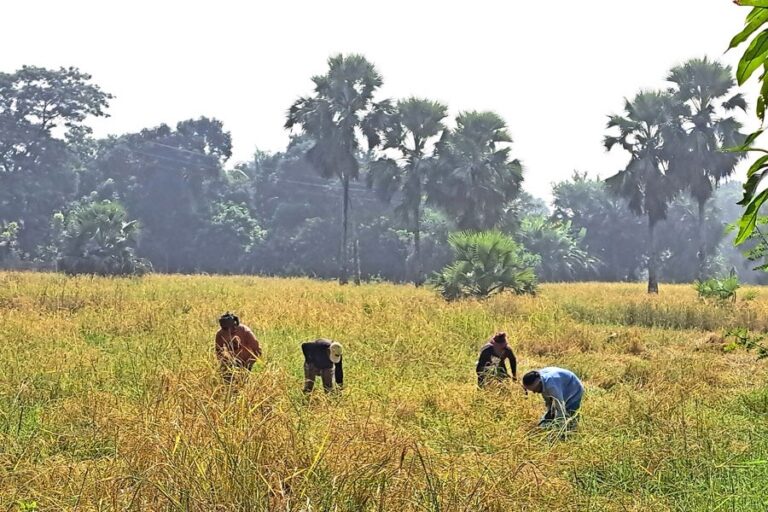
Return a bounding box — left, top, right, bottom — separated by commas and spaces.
368, 97, 448, 285
605, 90, 678, 294
428, 111, 524, 231
666, 57, 747, 279
285, 54, 390, 284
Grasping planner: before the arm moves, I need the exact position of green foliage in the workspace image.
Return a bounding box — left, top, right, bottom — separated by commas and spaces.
724, 327, 768, 359
58, 200, 150, 276
90, 117, 232, 273
516, 216, 598, 282
428, 111, 524, 231
552, 173, 741, 284
0, 58, 764, 286
604, 91, 678, 225
693, 275, 740, 303
732, 215, 768, 271
0, 66, 112, 256
16, 500, 38, 512
655, 194, 731, 281
368, 97, 448, 284
553, 172, 646, 281
729, 3, 768, 244
286, 54, 391, 283
0, 221, 20, 262
431, 231, 537, 300
196, 202, 264, 273
742, 289, 759, 301
666, 57, 746, 278
605, 90, 681, 293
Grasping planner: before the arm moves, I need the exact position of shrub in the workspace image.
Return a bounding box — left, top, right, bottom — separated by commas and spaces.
431, 231, 537, 300
0, 221, 20, 262
742, 289, 759, 302
694, 275, 739, 303
724, 328, 768, 360
58, 200, 151, 276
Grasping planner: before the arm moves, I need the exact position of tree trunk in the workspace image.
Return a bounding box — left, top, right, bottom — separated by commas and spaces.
647, 217, 659, 294
414, 199, 424, 287
349, 189, 361, 285
697, 199, 706, 281
340, 174, 350, 285
353, 239, 361, 285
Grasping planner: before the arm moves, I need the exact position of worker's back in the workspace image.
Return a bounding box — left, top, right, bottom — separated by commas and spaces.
539, 367, 583, 402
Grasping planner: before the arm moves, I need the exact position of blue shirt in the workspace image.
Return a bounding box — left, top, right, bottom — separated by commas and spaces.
539, 367, 584, 419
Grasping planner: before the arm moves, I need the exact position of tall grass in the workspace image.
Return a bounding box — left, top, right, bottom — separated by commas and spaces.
1, 273, 767, 510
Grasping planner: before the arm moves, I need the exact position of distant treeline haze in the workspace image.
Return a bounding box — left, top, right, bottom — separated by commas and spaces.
0, 57, 764, 285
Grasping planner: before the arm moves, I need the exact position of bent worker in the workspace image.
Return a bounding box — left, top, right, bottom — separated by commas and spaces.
521, 367, 584, 428
476, 332, 517, 387
301, 338, 343, 393
215, 312, 261, 381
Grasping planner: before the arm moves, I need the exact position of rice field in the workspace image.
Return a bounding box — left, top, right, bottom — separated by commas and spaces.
1, 272, 768, 511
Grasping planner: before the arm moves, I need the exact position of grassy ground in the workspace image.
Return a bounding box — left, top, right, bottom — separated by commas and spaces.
1, 272, 768, 511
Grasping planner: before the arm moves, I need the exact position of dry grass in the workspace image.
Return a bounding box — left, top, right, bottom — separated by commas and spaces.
1, 273, 768, 511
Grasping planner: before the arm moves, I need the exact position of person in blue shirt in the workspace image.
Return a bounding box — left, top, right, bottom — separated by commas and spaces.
522, 367, 584, 428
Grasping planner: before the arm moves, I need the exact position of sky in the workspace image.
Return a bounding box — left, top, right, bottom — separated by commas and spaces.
0, 0, 757, 201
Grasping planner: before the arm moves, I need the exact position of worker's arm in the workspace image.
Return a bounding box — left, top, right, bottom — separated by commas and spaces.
335, 356, 344, 387
240, 327, 262, 358
506, 347, 517, 380
301, 342, 313, 363
215, 332, 231, 363
540, 396, 555, 424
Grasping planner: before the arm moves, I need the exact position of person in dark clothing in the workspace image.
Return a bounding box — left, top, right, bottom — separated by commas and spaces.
476, 332, 517, 387
301, 339, 344, 393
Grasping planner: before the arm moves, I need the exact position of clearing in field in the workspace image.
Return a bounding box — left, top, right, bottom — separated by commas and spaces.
1, 273, 768, 511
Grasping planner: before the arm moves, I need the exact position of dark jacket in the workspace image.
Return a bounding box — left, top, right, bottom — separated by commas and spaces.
302, 339, 343, 385
476, 343, 517, 384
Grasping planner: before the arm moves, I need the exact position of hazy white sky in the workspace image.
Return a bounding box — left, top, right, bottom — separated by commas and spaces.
1, 0, 756, 200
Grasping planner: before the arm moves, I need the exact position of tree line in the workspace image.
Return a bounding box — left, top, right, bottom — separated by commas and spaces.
0, 56, 765, 290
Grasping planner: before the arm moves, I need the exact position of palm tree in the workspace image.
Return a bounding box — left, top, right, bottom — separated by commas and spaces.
431, 231, 538, 300
368, 97, 448, 285
605, 91, 678, 294
666, 57, 747, 279
59, 200, 150, 275
285, 54, 390, 284
428, 111, 524, 231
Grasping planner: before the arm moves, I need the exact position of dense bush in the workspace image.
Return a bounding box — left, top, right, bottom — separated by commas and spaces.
431, 231, 538, 300
57, 200, 151, 276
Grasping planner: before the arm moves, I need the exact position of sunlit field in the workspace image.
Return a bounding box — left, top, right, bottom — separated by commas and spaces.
2, 272, 768, 511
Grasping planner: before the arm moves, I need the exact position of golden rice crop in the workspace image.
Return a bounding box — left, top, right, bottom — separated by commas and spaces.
1, 272, 767, 511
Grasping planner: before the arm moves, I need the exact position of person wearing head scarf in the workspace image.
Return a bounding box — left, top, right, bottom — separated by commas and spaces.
301, 338, 344, 393
476, 332, 517, 387
215, 312, 261, 381
522, 367, 584, 428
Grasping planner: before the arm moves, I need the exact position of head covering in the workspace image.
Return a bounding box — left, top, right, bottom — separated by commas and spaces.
329, 341, 343, 364
492, 332, 508, 346
219, 312, 239, 328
